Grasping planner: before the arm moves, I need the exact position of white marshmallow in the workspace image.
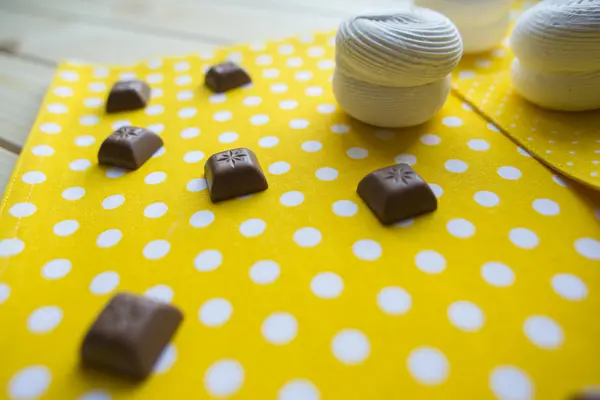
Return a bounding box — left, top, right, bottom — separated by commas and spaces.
333, 8, 463, 128
415, 0, 513, 53
510, 0, 600, 111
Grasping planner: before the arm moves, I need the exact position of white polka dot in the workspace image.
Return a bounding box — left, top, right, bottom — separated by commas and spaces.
271, 83, 288, 93
90, 271, 120, 295
407, 347, 449, 385
490, 366, 534, 400
227, 52, 243, 62
276, 100, 298, 111
173, 61, 190, 72
151, 88, 163, 98
552, 175, 568, 187
182, 150, 205, 163
175, 75, 192, 85
187, 178, 207, 192
377, 287, 411, 315
189, 210, 214, 228
250, 260, 280, 284
40, 122, 62, 134
78, 389, 111, 400
84, 98, 103, 108
524, 315, 563, 349
145, 171, 166, 185
415, 250, 446, 274
474, 191, 500, 207
53, 86, 73, 97
352, 239, 382, 261
498, 166, 522, 180
262, 312, 298, 345
509, 228, 539, 249
105, 168, 126, 179
263, 68, 280, 78
217, 131, 238, 144
9, 203, 36, 218
311, 272, 343, 299
73, 135, 95, 148
305, 86, 323, 96
332, 200, 357, 217
279, 44, 294, 54
60, 71, 79, 82
8, 366, 51, 399
144, 284, 174, 303
307, 46, 325, 57
195, 250, 222, 271
429, 184, 443, 198
177, 128, 199, 140
331, 329, 370, 364
53, 220, 79, 236
239, 219, 267, 238
290, 119, 309, 129
468, 139, 490, 151
96, 229, 122, 248
178, 107, 197, 119
94, 67, 109, 78
330, 124, 349, 134
102, 194, 125, 210
420, 134, 441, 145
47, 103, 68, 114
146, 124, 164, 135
257, 136, 279, 149
481, 262, 514, 287
316, 167, 338, 181
80, 115, 99, 126
0, 282, 10, 303
153, 344, 177, 375
151, 147, 165, 158
551, 273, 587, 301
143, 105, 163, 116
204, 359, 244, 397
144, 202, 168, 218
62, 187, 85, 201
394, 219, 415, 228
143, 240, 170, 260
575, 238, 600, 260
302, 141, 322, 152
42, 259, 72, 280
372, 130, 394, 141
147, 59, 163, 69
318, 59, 335, 69
442, 116, 463, 127
517, 147, 532, 157
243, 96, 262, 106
280, 191, 304, 207
27, 306, 62, 333
146, 73, 163, 83
177, 90, 194, 101
0, 238, 25, 257
255, 54, 273, 66
88, 82, 107, 92
287, 57, 303, 67
395, 154, 417, 165
22, 171, 46, 184
199, 298, 233, 327
317, 104, 336, 114
69, 159, 91, 171
445, 159, 468, 173
293, 227, 322, 247
347, 147, 368, 159
532, 199, 560, 216
448, 301, 484, 332
268, 161, 290, 175
447, 219, 475, 238
459, 70, 476, 78
295, 71, 313, 81
251, 114, 270, 125
278, 379, 320, 400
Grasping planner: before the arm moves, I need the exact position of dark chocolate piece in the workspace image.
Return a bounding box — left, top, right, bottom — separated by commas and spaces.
106, 80, 150, 113
204, 148, 268, 202
205, 62, 251, 93
357, 164, 437, 225
81, 293, 183, 381
570, 394, 600, 400
98, 126, 163, 170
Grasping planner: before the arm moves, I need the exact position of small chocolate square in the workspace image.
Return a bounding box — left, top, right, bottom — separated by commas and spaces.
204, 148, 268, 202
81, 293, 183, 381
357, 164, 437, 225
106, 80, 150, 113
205, 62, 251, 93
98, 126, 163, 170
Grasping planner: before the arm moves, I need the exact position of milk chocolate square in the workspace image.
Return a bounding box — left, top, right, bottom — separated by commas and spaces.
106, 80, 150, 113
204, 148, 268, 202
205, 62, 251, 93
81, 293, 183, 381
98, 126, 163, 170
357, 164, 437, 225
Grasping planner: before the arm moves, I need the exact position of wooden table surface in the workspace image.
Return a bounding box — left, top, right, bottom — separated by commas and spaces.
0, 0, 407, 194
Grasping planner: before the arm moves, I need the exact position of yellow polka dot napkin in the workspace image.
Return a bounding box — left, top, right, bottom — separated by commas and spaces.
1, 32, 600, 400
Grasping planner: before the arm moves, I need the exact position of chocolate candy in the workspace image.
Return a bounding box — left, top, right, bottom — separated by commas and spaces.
204, 148, 268, 202
98, 126, 163, 170
570, 394, 600, 400
205, 62, 251, 93
106, 80, 150, 113
357, 164, 437, 225
81, 293, 183, 380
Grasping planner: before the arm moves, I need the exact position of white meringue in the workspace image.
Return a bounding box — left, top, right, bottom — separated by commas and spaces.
510, 0, 600, 111
333, 8, 463, 128
415, 0, 513, 53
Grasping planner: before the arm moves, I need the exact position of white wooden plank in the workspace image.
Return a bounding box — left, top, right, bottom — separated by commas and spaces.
0, 54, 55, 151
0, 147, 18, 194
